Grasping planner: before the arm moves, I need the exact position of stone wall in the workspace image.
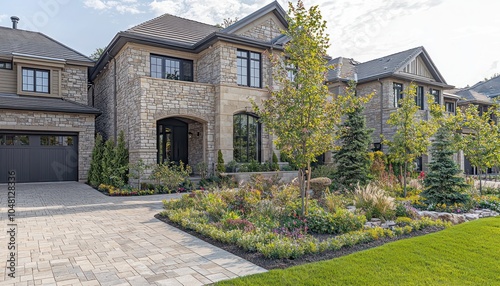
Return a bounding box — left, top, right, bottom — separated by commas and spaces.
0, 110, 95, 181
93, 59, 116, 141
61, 65, 89, 105
239, 17, 282, 42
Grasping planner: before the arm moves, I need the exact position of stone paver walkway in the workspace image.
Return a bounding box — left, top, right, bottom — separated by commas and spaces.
0, 182, 266, 285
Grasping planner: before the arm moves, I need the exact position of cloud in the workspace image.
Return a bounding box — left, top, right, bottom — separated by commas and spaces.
83, 0, 143, 14
148, 0, 275, 25
0, 14, 8, 22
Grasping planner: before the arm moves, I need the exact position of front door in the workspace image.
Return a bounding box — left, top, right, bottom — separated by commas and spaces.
157, 118, 188, 164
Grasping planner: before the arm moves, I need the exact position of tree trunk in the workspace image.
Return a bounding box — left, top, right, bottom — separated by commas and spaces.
298, 168, 305, 217
478, 168, 483, 195
305, 162, 312, 215
403, 161, 408, 197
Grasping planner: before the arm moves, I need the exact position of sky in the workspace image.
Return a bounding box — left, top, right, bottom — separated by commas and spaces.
1, 0, 500, 88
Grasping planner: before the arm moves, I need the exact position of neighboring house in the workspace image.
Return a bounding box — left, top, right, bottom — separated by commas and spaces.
327, 46, 459, 171
447, 75, 500, 174
0, 17, 99, 183
90, 2, 288, 173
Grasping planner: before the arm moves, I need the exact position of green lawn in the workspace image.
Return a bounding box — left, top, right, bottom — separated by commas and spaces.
217, 217, 500, 286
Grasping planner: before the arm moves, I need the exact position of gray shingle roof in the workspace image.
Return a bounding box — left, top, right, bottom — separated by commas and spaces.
466, 75, 500, 98
0, 93, 100, 115
0, 26, 93, 63
126, 14, 221, 46
328, 47, 449, 86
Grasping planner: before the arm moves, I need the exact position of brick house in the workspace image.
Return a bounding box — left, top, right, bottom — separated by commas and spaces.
0, 17, 99, 183
327, 47, 461, 171
90, 2, 288, 173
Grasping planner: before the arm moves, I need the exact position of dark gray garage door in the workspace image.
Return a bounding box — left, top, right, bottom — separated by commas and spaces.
0, 133, 78, 183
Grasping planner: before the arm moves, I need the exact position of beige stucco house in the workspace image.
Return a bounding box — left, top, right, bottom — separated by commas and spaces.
90, 2, 288, 173
0, 17, 99, 183
327, 47, 461, 171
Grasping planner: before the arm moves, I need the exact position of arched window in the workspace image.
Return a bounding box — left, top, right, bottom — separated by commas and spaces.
233, 113, 261, 162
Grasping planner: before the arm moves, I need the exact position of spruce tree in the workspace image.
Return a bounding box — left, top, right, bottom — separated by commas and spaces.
333, 104, 373, 191
422, 126, 469, 206
114, 131, 129, 185
216, 150, 225, 175
101, 139, 115, 186
88, 133, 104, 187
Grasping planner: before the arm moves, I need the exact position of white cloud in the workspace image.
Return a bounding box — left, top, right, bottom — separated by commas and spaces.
0, 14, 8, 22
83, 0, 143, 14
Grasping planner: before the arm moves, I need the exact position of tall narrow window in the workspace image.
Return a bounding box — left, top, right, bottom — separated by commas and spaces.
445, 101, 455, 114
150, 55, 193, 82
237, 50, 261, 88
416, 86, 424, 110
233, 113, 261, 162
393, 83, 403, 107
430, 88, 440, 104
22, 68, 49, 93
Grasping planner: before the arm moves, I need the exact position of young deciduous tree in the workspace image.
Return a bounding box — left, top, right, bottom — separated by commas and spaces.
89, 47, 105, 61
458, 104, 500, 194
253, 1, 366, 215
384, 84, 438, 197
333, 83, 373, 191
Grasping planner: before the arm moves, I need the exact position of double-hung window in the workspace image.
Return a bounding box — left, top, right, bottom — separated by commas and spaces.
416, 86, 424, 110
22, 68, 49, 93
150, 55, 193, 82
393, 83, 403, 107
430, 88, 440, 104
237, 50, 261, 88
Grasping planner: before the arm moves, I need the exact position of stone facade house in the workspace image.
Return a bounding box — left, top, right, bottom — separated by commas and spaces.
90, 2, 288, 173
327, 47, 460, 171
0, 17, 99, 183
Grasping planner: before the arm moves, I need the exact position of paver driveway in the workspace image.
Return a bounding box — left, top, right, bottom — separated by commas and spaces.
0, 182, 266, 285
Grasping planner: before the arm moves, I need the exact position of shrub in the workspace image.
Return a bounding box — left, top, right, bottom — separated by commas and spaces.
225, 160, 239, 173
216, 150, 225, 175
150, 161, 192, 192
322, 191, 348, 213
311, 164, 336, 180
272, 152, 279, 171
128, 159, 148, 189
354, 183, 396, 221
88, 133, 104, 187
195, 161, 208, 179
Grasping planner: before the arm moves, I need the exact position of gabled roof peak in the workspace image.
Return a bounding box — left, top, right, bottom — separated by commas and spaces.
221, 1, 287, 34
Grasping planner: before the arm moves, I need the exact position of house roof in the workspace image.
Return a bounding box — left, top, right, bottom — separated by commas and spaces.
90, 1, 288, 80
0, 26, 93, 65
466, 75, 500, 98
126, 14, 221, 46
328, 46, 451, 88
0, 93, 100, 115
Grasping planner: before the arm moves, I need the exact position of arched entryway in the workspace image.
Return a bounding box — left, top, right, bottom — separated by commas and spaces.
157, 118, 188, 164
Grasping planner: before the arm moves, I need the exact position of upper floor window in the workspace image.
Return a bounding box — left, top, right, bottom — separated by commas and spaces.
445, 101, 455, 114
416, 86, 424, 110
237, 50, 261, 88
393, 83, 403, 107
0, 61, 12, 70
150, 55, 193, 82
22, 68, 49, 93
430, 88, 440, 104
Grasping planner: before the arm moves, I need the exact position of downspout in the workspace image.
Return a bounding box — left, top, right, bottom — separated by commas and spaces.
110, 51, 118, 143
378, 79, 384, 147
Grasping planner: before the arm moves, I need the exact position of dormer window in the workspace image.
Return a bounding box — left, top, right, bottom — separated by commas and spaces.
0, 61, 12, 70
22, 68, 49, 93
150, 55, 193, 82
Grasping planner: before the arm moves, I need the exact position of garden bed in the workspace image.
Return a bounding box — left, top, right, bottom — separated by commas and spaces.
154, 213, 444, 270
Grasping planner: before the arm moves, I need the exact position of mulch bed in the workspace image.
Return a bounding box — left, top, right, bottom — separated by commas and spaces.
154, 214, 444, 270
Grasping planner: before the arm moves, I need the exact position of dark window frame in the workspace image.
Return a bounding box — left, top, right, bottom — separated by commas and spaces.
0, 61, 12, 70
22, 67, 50, 93
430, 88, 440, 104
150, 54, 193, 82
237, 49, 261, 88
416, 86, 424, 110
233, 113, 261, 163
445, 101, 455, 114
393, 83, 403, 107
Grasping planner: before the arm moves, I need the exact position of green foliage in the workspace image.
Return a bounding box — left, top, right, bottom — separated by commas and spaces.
89, 47, 105, 61
457, 104, 500, 194
128, 159, 147, 189
422, 126, 470, 206
88, 133, 104, 187
311, 164, 336, 181
354, 183, 396, 221
114, 131, 129, 185
334, 91, 373, 191
195, 161, 208, 179
150, 161, 192, 192
384, 83, 438, 196
217, 150, 225, 175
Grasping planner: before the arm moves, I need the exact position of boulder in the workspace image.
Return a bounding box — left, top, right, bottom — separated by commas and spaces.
465, 213, 479, 221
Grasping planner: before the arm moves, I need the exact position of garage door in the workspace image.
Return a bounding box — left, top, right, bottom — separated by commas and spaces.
0, 133, 78, 183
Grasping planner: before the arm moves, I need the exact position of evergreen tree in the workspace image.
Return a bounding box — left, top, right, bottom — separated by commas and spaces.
216, 150, 225, 175
88, 133, 104, 187
333, 97, 373, 191
114, 131, 129, 185
422, 126, 469, 206
101, 139, 115, 185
